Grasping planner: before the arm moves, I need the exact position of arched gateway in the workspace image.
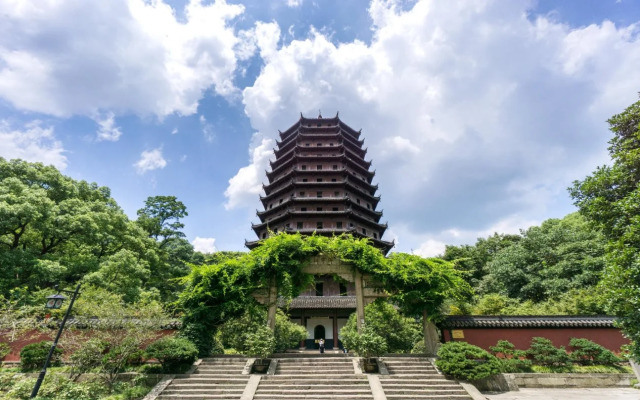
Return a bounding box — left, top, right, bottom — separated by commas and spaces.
252, 254, 390, 349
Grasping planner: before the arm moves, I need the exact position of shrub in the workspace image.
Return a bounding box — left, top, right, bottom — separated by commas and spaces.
244, 325, 276, 359
349, 327, 388, 358
0, 342, 10, 360
20, 341, 62, 371
489, 340, 532, 372
569, 338, 623, 366
340, 301, 419, 353
526, 337, 570, 367
179, 322, 215, 358
436, 341, 502, 381
411, 339, 426, 354
274, 310, 308, 353
145, 336, 198, 373
69, 338, 109, 380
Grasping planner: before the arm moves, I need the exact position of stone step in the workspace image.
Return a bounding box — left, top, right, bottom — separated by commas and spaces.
258, 384, 370, 389
162, 388, 245, 395
276, 368, 354, 374
172, 374, 249, 384
168, 383, 248, 389
253, 395, 373, 399
262, 376, 369, 382
385, 396, 471, 400
158, 395, 244, 399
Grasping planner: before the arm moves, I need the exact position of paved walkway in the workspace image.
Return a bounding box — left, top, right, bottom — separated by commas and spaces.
485, 388, 639, 400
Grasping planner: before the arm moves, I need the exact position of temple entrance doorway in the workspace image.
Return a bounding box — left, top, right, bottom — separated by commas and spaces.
314, 324, 326, 349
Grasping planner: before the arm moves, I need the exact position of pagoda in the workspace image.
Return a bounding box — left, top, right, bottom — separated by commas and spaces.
247, 112, 394, 253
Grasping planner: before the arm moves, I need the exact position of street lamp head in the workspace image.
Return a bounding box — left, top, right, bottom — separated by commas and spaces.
45, 294, 66, 309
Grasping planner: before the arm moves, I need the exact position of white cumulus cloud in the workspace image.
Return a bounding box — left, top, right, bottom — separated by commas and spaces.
95, 112, 122, 141
134, 148, 167, 174
0, 120, 67, 169
192, 236, 217, 253
0, 0, 250, 118
224, 135, 274, 209
231, 0, 640, 252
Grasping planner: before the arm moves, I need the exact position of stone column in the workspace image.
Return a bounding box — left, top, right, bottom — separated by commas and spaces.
423, 309, 440, 356
266, 281, 277, 330
355, 270, 365, 333
333, 310, 339, 349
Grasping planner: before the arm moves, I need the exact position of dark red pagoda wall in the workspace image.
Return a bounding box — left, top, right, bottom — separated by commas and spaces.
442, 327, 630, 353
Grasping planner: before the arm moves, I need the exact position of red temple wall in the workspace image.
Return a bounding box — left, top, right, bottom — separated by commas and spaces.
442, 327, 630, 353
1, 329, 175, 362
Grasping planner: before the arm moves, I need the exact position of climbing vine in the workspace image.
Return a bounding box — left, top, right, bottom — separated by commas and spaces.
177, 233, 470, 355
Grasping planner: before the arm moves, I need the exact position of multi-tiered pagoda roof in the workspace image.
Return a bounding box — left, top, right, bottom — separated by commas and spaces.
246, 113, 394, 254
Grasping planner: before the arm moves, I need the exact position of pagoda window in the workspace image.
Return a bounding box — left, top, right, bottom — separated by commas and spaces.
317, 207, 323, 211
362, 228, 367, 235
339, 283, 347, 296
334, 191, 339, 197
333, 165, 338, 170
299, 191, 305, 197
349, 223, 354, 228
373, 233, 378, 239
285, 223, 290, 229
305, 143, 310, 147
297, 222, 303, 229
330, 143, 334, 146
269, 204, 273, 209
356, 199, 361, 204
301, 207, 307, 211
331, 178, 337, 182
279, 199, 283, 204
317, 123, 321, 127
337, 221, 343, 229
317, 191, 323, 198
366, 203, 371, 209
315, 282, 323, 296
302, 178, 308, 182
302, 165, 307, 170
262, 233, 266, 239
333, 207, 338, 211
317, 178, 323, 182
317, 165, 322, 170
317, 143, 322, 146
317, 221, 323, 229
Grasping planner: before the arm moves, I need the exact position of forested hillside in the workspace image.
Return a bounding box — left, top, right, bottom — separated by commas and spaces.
442, 213, 607, 315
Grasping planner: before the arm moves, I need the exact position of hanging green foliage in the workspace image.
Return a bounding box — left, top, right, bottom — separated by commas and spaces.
177, 233, 469, 355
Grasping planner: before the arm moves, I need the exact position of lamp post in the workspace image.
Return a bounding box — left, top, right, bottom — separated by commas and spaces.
30, 284, 81, 399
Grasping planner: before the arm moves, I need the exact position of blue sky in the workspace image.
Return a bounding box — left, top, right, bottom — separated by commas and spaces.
1, 0, 639, 255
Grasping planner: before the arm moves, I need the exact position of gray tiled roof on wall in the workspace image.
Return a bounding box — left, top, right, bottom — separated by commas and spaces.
439, 315, 618, 329
287, 295, 357, 309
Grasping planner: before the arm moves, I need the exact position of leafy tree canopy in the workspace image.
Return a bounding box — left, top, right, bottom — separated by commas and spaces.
570, 97, 640, 360
480, 213, 605, 302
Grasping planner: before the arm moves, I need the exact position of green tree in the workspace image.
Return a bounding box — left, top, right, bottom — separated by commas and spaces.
480, 213, 605, 302
136, 195, 188, 247
570, 97, 640, 360
443, 233, 521, 288
340, 301, 420, 353
0, 158, 165, 299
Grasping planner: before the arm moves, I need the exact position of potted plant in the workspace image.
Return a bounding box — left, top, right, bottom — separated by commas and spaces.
354, 328, 388, 373
245, 325, 276, 373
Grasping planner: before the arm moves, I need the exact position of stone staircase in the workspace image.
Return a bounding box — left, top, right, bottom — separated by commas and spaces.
253, 356, 374, 399
153, 355, 474, 400
157, 357, 249, 399
379, 357, 472, 400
